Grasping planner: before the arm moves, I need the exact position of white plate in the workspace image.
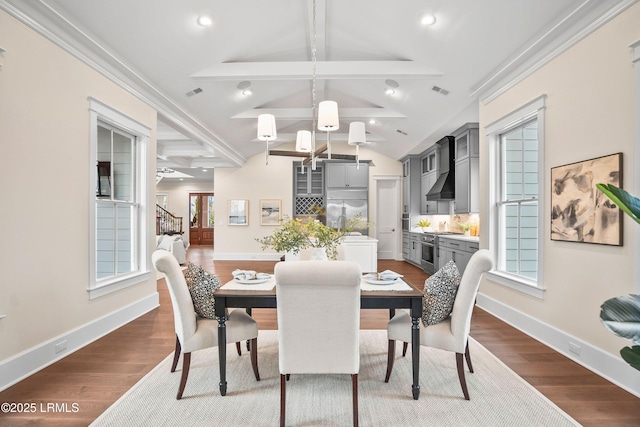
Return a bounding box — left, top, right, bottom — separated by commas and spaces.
234, 277, 269, 285
364, 278, 398, 285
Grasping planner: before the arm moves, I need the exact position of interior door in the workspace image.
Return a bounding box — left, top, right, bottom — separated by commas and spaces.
189, 193, 215, 246
376, 178, 400, 259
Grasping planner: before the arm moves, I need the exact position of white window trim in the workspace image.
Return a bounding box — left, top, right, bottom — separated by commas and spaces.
632, 39, 640, 295
88, 97, 151, 299
485, 95, 546, 298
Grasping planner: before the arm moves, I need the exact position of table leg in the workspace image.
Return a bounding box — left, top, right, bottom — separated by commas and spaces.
411, 315, 421, 400
217, 314, 228, 396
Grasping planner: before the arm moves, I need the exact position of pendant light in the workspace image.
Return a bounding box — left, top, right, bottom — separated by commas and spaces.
347, 121, 366, 169
257, 113, 277, 165
317, 100, 339, 159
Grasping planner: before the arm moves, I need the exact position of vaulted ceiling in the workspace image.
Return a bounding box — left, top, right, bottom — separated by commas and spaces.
4, 0, 631, 181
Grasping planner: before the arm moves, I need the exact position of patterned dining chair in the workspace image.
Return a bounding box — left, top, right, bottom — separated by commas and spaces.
385, 249, 493, 400
152, 250, 260, 399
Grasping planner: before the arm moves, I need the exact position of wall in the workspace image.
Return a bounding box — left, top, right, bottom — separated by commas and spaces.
214, 143, 402, 258
0, 10, 158, 385
156, 181, 215, 246
478, 3, 640, 393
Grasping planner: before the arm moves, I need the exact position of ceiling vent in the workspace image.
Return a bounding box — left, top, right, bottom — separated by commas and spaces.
431, 85, 449, 95
186, 87, 204, 97
396, 129, 408, 136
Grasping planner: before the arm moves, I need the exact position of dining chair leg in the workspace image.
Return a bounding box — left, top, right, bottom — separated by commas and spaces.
464, 341, 474, 373
280, 374, 286, 427
250, 337, 260, 381
171, 335, 181, 373
402, 341, 408, 357
384, 340, 395, 383
286, 374, 290, 381
456, 353, 470, 400
352, 374, 359, 427
235, 341, 242, 356
177, 352, 191, 400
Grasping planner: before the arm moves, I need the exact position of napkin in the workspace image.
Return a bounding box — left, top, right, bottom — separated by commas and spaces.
363, 270, 404, 280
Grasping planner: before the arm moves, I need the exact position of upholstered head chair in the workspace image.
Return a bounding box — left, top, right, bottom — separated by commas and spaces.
385, 249, 494, 400
275, 260, 362, 427
152, 250, 260, 399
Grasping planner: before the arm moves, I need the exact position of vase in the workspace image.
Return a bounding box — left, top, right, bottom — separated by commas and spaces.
285, 251, 301, 262
309, 247, 328, 261
464, 230, 470, 236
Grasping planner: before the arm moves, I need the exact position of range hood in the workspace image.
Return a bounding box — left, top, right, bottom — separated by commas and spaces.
426, 136, 455, 201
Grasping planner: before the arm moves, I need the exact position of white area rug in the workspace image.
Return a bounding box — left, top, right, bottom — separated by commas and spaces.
92, 330, 579, 426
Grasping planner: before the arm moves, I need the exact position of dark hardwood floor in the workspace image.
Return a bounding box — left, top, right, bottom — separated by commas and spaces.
0, 246, 638, 426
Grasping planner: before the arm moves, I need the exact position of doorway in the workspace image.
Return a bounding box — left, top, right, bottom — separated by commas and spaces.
375, 177, 400, 259
189, 193, 215, 246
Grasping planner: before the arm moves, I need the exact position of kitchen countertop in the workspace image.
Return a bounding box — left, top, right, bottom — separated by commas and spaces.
437, 234, 479, 243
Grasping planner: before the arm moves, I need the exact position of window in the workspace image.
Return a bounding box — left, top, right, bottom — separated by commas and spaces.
486, 96, 545, 298
89, 98, 151, 299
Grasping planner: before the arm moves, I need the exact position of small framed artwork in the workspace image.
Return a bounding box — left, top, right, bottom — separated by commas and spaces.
228, 199, 249, 226
550, 152, 622, 245
260, 199, 282, 225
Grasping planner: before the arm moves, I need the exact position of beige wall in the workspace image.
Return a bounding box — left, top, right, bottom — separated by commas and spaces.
214, 143, 402, 257
478, 3, 640, 356
0, 10, 158, 360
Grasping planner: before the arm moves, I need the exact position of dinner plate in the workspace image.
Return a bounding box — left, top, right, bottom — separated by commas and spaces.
364, 278, 398, 285
234, 277, 269, 285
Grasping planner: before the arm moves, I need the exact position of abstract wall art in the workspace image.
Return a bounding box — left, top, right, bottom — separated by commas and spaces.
550, 153, 622, 245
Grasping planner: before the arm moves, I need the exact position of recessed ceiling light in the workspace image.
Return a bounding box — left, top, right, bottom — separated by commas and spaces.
385, 88, 395, 95
242, 89, 252, 96
369, 119, 376, 125
202, 169, 208, 172
197, 15, 213, 27
420, 13, 436, 26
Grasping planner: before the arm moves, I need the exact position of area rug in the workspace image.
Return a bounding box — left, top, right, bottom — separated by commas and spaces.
91, 330, 579, 426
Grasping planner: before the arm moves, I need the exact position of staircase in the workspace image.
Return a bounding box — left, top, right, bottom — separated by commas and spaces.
156, 204, 183, 235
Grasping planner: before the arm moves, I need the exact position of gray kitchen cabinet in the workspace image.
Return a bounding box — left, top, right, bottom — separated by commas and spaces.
294, 163, 324, 196
325, 162, 368, 188
438, 237, 478, 275
403, 232, 421, 267
453, 123, 479, 214
401, 156, 421, 217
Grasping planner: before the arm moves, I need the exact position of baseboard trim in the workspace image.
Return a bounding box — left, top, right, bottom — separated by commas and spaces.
476, 292, 640, 398
0, 292, 159, 392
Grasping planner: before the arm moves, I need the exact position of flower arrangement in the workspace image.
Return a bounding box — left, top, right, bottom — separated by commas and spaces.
256, 216, 362, 260
416, 219, 431, 229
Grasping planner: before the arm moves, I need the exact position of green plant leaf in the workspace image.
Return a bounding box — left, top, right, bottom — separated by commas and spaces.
620, 345, 640, 371
600, 294, 640, 341
595, 183, 640, 224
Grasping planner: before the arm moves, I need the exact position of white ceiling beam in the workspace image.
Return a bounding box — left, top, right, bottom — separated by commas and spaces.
232, 108, 406, 119
190, 61, 443, 81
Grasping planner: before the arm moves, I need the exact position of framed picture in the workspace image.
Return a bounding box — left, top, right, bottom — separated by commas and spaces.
260, 199, 282, 225
550, 152, 622, 245
228, 199, 249, 226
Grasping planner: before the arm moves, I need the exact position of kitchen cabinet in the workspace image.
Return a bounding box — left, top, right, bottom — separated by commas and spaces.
438, 236, 479, 276
420, 145, 450, 215
402, 232, 421, 267
325, 162, 368, 188
453, 123, 479, 214
294, 163, 324, 196
401, 156, 421, 217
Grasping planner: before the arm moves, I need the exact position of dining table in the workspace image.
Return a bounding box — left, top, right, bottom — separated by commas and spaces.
213, 273, 424, 400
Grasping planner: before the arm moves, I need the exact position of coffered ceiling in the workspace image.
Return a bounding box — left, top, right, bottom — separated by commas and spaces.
3, 0, 633, 181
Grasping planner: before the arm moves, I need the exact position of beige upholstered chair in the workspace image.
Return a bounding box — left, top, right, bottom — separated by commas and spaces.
275, 261, 362, 427
152, 250, 260, 399
385, 249, 493, 400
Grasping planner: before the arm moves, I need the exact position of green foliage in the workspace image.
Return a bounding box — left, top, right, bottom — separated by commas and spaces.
595, 183, 640, 224
596, 183, 640, 371
416, 219, 430, 228
255, 216, 359, 260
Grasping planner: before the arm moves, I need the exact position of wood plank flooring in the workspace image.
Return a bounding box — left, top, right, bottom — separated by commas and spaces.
0, 246, 638, 426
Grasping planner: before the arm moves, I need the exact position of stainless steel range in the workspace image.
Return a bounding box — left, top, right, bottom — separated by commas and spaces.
420, 231, 461, 275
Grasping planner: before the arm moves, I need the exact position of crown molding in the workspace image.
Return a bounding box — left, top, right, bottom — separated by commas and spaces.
472, 0, 639, 105
0, 0, 246, 167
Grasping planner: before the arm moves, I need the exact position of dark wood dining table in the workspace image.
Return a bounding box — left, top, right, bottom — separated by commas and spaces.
214, 278, 424, 400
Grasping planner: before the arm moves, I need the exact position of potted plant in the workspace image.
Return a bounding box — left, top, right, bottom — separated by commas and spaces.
596, 183, 640, 371
255, 216, 346, 260
458, 222, 472, 236
416, 219, 431, 232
